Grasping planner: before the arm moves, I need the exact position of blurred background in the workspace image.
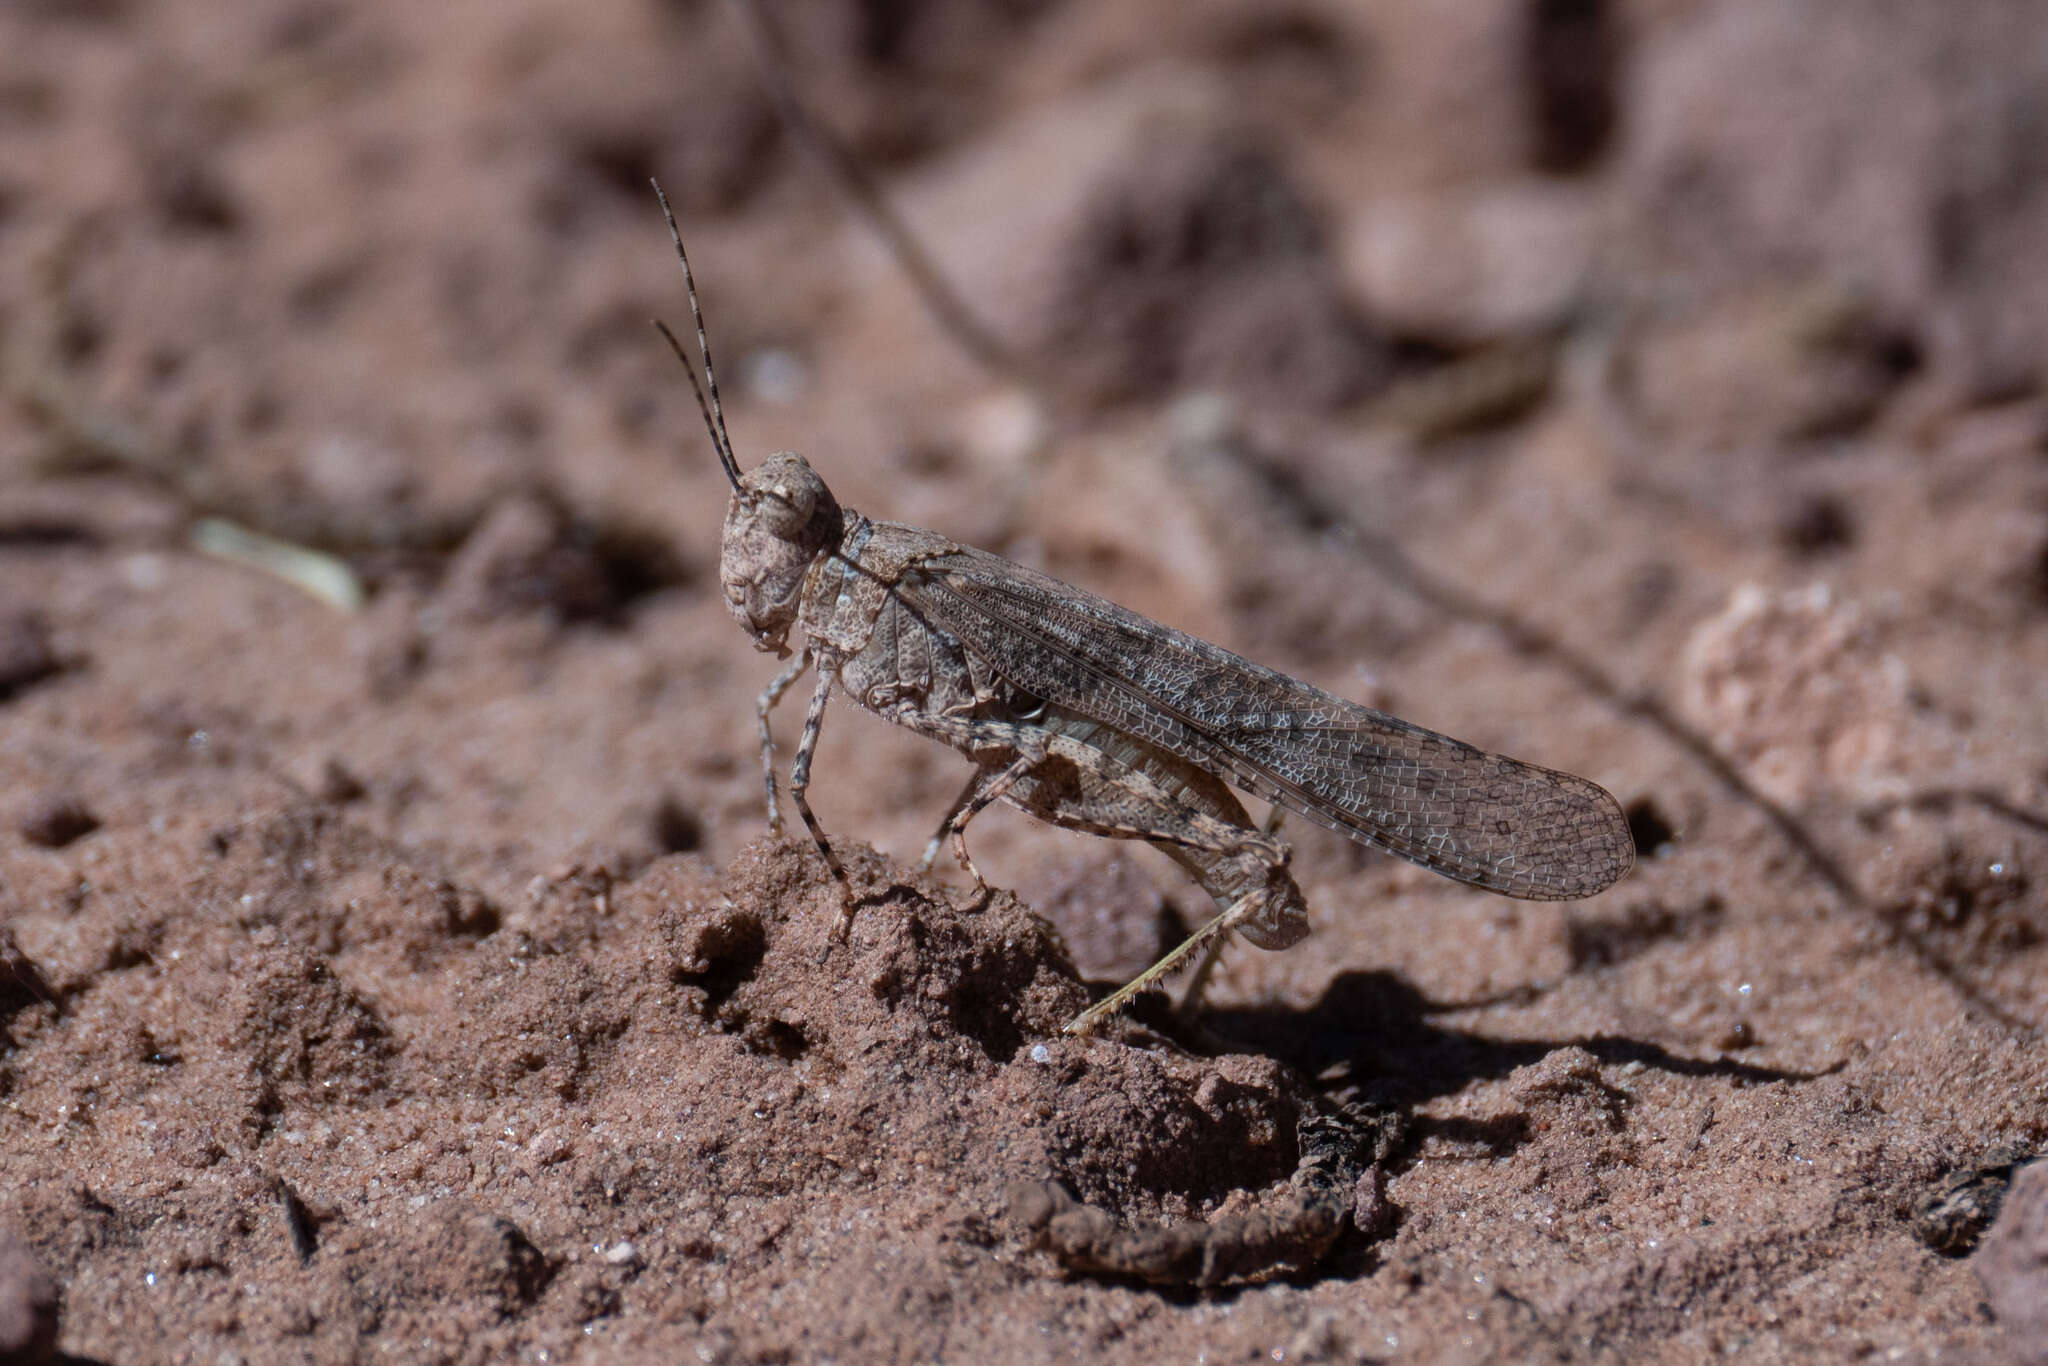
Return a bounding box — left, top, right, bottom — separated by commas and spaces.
6, 0, 2046, 977
5, 1, 2048, 1359
6, 0, 2048, 1019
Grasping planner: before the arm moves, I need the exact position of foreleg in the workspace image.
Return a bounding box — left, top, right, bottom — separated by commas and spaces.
787, 669, 857, 939
755, 650, 811, 834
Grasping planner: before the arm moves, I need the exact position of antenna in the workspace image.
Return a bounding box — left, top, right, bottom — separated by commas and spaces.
652, 179, 742, 492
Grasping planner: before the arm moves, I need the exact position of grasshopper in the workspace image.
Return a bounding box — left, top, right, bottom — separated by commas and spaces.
653, 186, 1633, 1035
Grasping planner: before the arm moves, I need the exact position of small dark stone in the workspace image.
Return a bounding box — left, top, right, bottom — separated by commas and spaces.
18, 794, 99, 849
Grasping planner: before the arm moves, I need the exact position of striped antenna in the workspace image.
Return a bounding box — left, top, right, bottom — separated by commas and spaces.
652, 180, 741, 492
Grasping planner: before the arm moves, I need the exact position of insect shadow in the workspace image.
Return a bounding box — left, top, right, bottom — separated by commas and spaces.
1205, 969, 1835, 1141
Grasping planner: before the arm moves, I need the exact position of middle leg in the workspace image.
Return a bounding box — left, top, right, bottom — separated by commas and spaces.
920, 767, 988, 871
945, 752, 1038, 892
887, 706, 1308, 1033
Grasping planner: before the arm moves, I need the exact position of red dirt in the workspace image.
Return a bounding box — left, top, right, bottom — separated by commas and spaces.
3, 1, 2045, 1361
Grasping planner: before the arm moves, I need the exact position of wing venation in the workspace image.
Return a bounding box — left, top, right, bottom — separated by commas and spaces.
893, 543, 1632, 900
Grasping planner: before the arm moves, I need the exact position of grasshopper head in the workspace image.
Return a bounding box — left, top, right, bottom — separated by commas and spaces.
650, 188, 842, 655
721, 450, 842, 654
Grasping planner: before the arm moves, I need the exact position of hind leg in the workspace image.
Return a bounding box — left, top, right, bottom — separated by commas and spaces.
1062, 888, 1277, 1036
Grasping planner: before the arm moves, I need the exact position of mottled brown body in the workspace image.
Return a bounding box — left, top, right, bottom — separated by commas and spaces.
728, 464, 1311, 1033
657, 185, 1631, 1034
796, 498, 1307, 956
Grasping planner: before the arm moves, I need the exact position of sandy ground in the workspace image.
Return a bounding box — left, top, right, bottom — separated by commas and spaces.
3, 0, 2047, 1361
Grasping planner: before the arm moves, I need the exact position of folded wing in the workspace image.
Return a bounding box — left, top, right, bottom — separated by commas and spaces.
900, 545, 1633, 900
